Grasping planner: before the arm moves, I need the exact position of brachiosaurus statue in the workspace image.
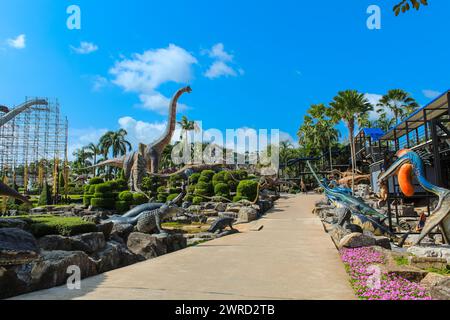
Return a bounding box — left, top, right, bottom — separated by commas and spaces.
85, 86, 192, 191
0, 99, 47, 204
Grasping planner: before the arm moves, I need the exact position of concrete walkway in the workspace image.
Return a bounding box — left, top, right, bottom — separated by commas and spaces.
13, 194, 355, 300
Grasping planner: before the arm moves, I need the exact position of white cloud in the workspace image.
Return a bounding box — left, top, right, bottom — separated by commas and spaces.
68, 127, 109, 160
203, 43, 243, 79
71, 41, 98, 54
91, 75, 109, 91
422, 89, 442, 99
364, 93, 394, 121
110, 44, 197, 114
7, 34, 26, 49
118, 116, 182, 148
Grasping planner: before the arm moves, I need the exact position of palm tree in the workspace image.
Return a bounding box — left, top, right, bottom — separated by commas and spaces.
377, 89, 419, 125
329, 90, 373, 193
98, 129, 132, 178
375, 110, 397, 132
177, 116, 197, 140
83, 143, 101, 177
72, 148, 92, 174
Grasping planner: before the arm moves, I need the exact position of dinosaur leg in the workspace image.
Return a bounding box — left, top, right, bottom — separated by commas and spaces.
155, 214, 168, 234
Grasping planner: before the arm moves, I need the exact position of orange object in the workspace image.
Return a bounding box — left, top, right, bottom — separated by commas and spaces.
398, 163, 415, 197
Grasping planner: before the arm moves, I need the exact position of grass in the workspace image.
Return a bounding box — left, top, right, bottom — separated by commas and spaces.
394, 256, 410, 266
426, 266, 450, 276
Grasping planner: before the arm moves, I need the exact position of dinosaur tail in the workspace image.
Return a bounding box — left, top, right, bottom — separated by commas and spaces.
0, 181, 31, 205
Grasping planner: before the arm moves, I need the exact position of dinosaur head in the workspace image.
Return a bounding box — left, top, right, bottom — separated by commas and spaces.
378, 149, 422, 197
184, 86, 193, 94
0, 105, 10, 113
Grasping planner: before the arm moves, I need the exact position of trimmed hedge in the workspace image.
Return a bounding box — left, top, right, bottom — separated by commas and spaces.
167, 194, 179, 202
236, 180, 258, 202
157, 186, 167, 193
118, 191, 133, 202
115, 201, 130, 213
212, 171, 226, 186
188, 173, 201, 185
91, 198, 115, 209
89, 177, 104, 185
183, 195, 194, 203
200, 170, 215, 181
133, 193, 148, 205
192, 196, 204, 205
214, 183, 230, 198
95, 183, 112, 193
88, 185, 96, 194
195, 181, 213, 196
83, 195, 93, 206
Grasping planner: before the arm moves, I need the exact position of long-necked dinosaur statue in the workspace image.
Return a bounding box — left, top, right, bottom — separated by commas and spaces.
0, 99, 47, 204
85, 86, 192, 191
378, 149, 450, 245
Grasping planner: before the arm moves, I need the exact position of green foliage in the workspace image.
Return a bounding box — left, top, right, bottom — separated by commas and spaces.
198, 175, 211, 184
115, 201, 130, 213
115, 178, 128, 191
90, 198, 115, 209
195, 181, 213, 196
38, 181, 52, 206
183, 195, 194, 203
105, 180, 118, 191
188, 173, 201, 185
236, 170, 248, 180
394, 0, 428, 16
167, 194, 179, 202
228, 180, 238, 193
118, 190, 133, 202
95, 183, 112, 194
83, 195, 93, 206
88, 185, 96, 194
12, 215, 97, 237
427, 266, 450, 276
214, 183, 230, 198
142, 176, 160, 192
93, 192, 113, 199
200, 170, 215, 181
187, 184, 196, 194
212, 171, 226, 186
157, 186, 167, 193
236, 180, 258, 202
157, 194, 168, 203
192, 196, 204, 205
169, 188, 182, 194
394, 256, 410, 266
89, 177, 104, 185
169, 174, 184, 187
233, 195, 244, 202
132, 193, 148, 205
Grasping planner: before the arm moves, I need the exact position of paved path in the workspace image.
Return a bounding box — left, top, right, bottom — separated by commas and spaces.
13, 194, 355, 300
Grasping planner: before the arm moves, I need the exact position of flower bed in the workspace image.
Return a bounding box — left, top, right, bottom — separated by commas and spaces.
340, 247, 431, 300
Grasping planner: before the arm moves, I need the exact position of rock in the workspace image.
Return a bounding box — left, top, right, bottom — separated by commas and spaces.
72, 232, 106, 254
329, 225, 349, 247
111, 223, 134, 241
0, 218, 27, 230
91, 241, 143, 273
187, 205, 202, 214
407, 245, 450, 263
38, 235, 90, 253
127, 232, 187, 259
97, 222, 114, 239
0, 228, 39, 266
374, 236, 392, 250
237, 207, 258, 223
21, 250, 97, 291
200, 209, 218, 217
0, 267, 28, 299
226, 203, 242, 213
172, 216, 192, 224
408, 256, 447, 270
82, 215, 101, 224
218, 212, 239, 220
258, 200, 273, 213
30, 207, 47, 215
420, 273, 450, 300
338, 232, 377, 249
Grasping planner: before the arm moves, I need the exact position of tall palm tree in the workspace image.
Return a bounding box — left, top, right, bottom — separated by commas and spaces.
99, 129, 132, 159
72, 148, 92, 174
83, 143, 101, 177
177, 116, 197, 140
375, 110, 397, 132
377, 89, 419, 125
329, 90, 373, 193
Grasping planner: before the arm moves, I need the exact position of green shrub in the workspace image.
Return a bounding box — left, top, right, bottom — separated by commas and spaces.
141, 176, 160, 192
83, 195, 93, 206
183, 195, 194, 203
157, 194, 167, 203
157, 186, 167, 193
167, 194, 179, 202
88, 185, 96, 194
93, 192, 114, 199
95, 183, 112, 193
115, 178, 128, 191
200, 170, 215, 181
192, 196, 204, 205
195, 181, 213, 196
198, 175, 211, 184
169, 188, 182, 194
118, 191, 133, 202
236, 170, 248, 180
115, 201, 130, 213
83, 185, 91, 193
105, 180, 118, 191
133, 193, 148, 205
89, 177, 104, 185
233, 195, 244, 202
236, 180, 258, 202
214, 183, 230, 197
38, 181, 52, 206
212, 171, 226, 186
228, 180, 238, 193
91, 198, 115, 209
188, 173, 201, 185
187, 184, 196, 194
169, 174, 183, 187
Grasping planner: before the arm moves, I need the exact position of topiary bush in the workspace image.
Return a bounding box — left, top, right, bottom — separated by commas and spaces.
38, 181, 52, 206
169, 174, 184, 187
95, 183, 112, 194
212, 171, 226, 186
133, 193, 148, 205
233, 195, 244, 202
115, 201, 130, 213
192, 196, 204, 205
167, 194, 179, 202
195, 181, 213, 197
83, 195, 93, 206
88, 185, 96, 194
17, 215, 98, 237
228, 180, 238, 193
89, 177, 104, 185
90, 183, 115, 209
115, 178, 129, 191
236, 180, 258, 202
157, 186, 167, 193
214, 183, 230, 198
157, 194, 168, 203
183, 195, 194, 203
105, 180, 118, 191
118, 191, 133, 202
188, 173, 201, 185
91, 198, 115, 209
200, 170, 215, 182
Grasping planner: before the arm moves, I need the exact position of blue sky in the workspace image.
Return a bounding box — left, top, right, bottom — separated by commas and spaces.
0, 0, 449, 157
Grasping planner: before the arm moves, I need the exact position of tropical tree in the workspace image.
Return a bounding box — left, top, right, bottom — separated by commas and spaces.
375, 110, 397, 132
377, 89, 419, 125
177, 116, 198, 141
83, 143, 101, 177
99, 129, 132, 159
394, 0, 429, 16
329, 90, 373, 193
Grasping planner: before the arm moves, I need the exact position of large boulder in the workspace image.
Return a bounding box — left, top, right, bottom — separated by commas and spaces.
420, 273, 450, 300
111, 223, 134, 241
0, 228, 39, 266
0, 218, 27, 230
0, 267, 28, 299
338, 232, 376, 249
72, 232, 106, 254
91, 241, 143, 273
408, 245, 450, 263
13, 250, 97, 292
127, 232, 187, 259
237, 207, 258, 223
96, 222, 114, 240
38, 235, 90, 253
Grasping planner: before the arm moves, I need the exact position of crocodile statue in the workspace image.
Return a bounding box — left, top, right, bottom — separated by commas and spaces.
0, 99, 47, 204
307, 161, 399, 239
378, 149, 450, 245
84, 86, 192, 191
208, 217, 236, 233
0, 228, 39, 266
